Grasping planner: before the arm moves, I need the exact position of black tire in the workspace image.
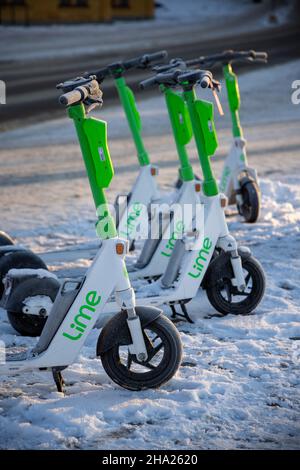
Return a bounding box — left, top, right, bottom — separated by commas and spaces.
7, 277, 60, 337
0, 250, 47, 298
206, 255, 265, 315
0, 231, 14, 246
238, 178, 260, 223
100, 316, 182, 391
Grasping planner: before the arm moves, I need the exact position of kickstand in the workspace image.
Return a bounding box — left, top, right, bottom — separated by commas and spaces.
169, 301, 194, 323
52, 368, 65, 393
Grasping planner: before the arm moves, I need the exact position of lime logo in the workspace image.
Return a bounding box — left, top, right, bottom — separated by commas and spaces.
161, 220, 184, 257
188, 237, 212, 278
63, 291, 101, 341
240, 153, 245, 162
120, 202, 143, 237
219, 166, 230, 192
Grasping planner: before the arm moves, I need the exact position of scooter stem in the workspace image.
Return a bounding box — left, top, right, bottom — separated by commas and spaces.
115, 76, 150, 166
223, 64, 243, 138
162, 86, 194, 182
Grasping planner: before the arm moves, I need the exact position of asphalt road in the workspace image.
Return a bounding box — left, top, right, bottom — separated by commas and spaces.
0, 21, 300, 129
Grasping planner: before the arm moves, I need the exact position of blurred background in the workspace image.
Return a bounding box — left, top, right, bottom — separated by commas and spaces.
0, 0, 299, 129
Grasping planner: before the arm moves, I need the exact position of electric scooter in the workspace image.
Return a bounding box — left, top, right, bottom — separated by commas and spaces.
0, 77, 182, 393
3, 68, 266, 333
87, 51, 170, 247
89, 56, 202, 282
156, 50, 267, 222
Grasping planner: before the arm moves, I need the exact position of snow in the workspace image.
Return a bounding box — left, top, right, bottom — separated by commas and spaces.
0, 53, 300, 449
22, 295, 54, 314
5, 268, 57, 280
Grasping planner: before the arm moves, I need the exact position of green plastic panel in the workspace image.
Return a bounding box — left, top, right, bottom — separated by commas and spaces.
194, 99, 218, 156
83, 117, 114, 189
225, 70, 240, 112
166, 90, 193, 146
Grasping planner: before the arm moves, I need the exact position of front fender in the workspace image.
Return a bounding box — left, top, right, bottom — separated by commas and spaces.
201, 247, 251, 289
97, 306, 162, 355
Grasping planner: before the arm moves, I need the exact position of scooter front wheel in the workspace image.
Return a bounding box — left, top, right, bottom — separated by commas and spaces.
206, 255, 265, 315
237, 177, 260, 223
100, 316, 182, 391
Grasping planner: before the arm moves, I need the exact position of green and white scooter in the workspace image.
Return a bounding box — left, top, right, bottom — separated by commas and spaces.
157, 50, 267, 222
87, 51, 171, 247
0, 77, 182, 393
90, 57, 205, 282
97, 67, 266, 321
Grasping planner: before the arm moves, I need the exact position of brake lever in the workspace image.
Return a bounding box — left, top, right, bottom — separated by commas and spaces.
84, 78, 103, 113
210, 79, 224, 116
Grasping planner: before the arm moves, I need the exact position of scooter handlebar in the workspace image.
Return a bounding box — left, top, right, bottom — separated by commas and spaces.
178, 69, 213, 88
140, 68, 183, 89
139, 75, 158, 90
141, 50, 168, 66
186, 50, 268, 67
90, 50, 168, 82
250, 50, 268, 61
123, 50, 167, 70
59, 85, 89, 106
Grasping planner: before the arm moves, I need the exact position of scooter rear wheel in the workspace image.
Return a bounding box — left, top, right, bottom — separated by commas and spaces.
238, 178, 260, 223
7, 276, 60, 337
0, 250, 47, 298
0, 231, 14, 246
100, 316, 182, 391
206, 255, 265, 315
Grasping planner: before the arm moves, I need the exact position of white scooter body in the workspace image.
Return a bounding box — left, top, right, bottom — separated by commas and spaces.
219, 137, 258, 206
116, 164, 160, 242
0, 238, 147, 374
129, 179, 201, 280
103, 193, 245, 314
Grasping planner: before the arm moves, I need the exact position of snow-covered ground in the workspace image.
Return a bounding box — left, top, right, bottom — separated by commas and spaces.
0, 54, 300, 449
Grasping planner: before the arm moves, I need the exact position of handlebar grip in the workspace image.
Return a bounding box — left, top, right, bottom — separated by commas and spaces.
200, 75, 211, 89
139, 76, 158, 90
142, 50, 168, 65
59, 86, 89, 106
252, 51, 268, 61
186, 56, 206, 67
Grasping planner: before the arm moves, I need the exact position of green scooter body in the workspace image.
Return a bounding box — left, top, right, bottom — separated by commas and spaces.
223, 64, 243, 138
68, 104, 117, 239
